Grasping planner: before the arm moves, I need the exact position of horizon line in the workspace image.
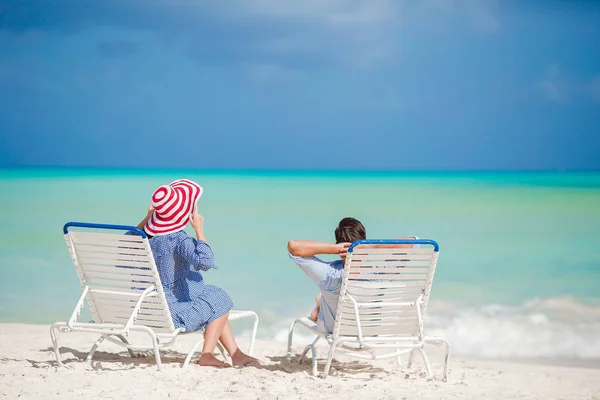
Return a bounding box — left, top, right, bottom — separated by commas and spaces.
1, 165, 599, 175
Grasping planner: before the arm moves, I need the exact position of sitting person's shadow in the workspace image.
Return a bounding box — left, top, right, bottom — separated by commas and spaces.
262, 353, 388, 378
35, 346, 388, 377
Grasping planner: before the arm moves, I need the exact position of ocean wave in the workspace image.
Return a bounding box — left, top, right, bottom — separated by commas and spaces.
260, 297, 600, 360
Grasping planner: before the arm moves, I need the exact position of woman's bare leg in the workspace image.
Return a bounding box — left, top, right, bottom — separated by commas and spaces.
219, 320, 260, 367
198, 313, 230, 367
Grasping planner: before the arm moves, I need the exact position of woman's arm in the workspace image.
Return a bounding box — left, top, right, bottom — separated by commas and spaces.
176, 237, 216, 271
136, 205, 154, 230
189, 207, 207, 242
175, 207, 215, 271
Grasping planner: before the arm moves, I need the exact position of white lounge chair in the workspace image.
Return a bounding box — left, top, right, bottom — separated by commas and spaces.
51, 222, 259, 371
287, 239, 449, 380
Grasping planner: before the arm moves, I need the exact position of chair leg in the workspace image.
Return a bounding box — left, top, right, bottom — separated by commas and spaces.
299, 345, 311, 364
49, 323, 64, 367
117, 334, 137, 358
182, 336, 205, 369
407, 348, 416, 368
144, 330, 162, 371
248, 311, 259, 356
424, 337, 451, 381
86, 335, 105, 362
309, 342, 319, 377
299, 336, 320, 364
417, 347, 433, 379
286, 319, 299, 361
442, 340, 450, 382
322, 343, 338, 379
396, 348, 402, 367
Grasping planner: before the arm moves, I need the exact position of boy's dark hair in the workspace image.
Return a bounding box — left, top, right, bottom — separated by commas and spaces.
334, 217, 366, 244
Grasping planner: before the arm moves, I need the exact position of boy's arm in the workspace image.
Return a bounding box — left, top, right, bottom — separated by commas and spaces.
287, 240, 349, 258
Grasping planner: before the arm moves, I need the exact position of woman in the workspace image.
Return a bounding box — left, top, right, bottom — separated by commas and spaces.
134, 179, 258, 368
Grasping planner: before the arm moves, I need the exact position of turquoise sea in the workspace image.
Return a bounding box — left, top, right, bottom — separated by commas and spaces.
1, 169, 599, 360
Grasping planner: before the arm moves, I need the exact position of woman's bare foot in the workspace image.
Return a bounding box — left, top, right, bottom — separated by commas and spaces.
231, 350, 261, 367
198, 353, 231, 368
309, 306, 319, 322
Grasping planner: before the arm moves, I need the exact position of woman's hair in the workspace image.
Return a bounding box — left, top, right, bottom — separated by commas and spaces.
334, 217, 366, 244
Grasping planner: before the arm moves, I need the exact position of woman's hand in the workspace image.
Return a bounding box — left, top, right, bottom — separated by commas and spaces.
137, 204, 155, 230
189, 206, 207, 242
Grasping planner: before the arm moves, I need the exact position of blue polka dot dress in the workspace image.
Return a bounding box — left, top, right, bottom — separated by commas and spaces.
130, 230, 233, 332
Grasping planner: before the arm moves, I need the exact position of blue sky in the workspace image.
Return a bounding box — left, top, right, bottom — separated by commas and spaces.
0, 1, 599, 170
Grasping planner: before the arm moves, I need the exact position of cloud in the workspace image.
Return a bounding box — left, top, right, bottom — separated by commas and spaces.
538, 66, 600, 105
0, 0, 402, 70
1, 0, 502, 71
420, 0, 501, 34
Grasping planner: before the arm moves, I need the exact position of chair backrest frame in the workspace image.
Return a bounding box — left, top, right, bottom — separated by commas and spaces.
63, 222, 177, 333
331, 239, 440, 343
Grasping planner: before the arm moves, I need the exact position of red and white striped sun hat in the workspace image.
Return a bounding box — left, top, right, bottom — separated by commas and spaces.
144, 179, 203, 236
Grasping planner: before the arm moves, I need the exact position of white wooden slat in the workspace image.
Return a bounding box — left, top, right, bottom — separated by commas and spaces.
341, 321, 418, 329
95, 303, 171, 320
74, 242, 147, 251
76, 251, 152, 263
85, 278, 153, 291
102, 314, 172, 329
346, 281, 425, 289
347, 272, 430, 279
85, 275, 155, 286
351, 248, 434, 255
95, 304, 170, 321
96, 305, 170, 320
339, 319, 418, 328
347, 287, 424, 296
83, 266, 153, 277
348, 269, 429, 275
338, 321, 418, 330
84, 270, 154, 282
350, 254, 434, 261
70, 231, 145, 243
338, 326, 418, 337
91, 293, 161, 303
339, 306, 418, 315
339, 315, 418, 324
71, 239, 147, 249
339, 307, 419, 317
108, 313, 171, 326
349, 261, 431, 267
347, 293, 423, 301
342, 294, 422, 303
340, 302, 417, 315
91, 297, 166, 312
71, 240, 146, 250
74, 244, 149, 256
77, 257, 153, 269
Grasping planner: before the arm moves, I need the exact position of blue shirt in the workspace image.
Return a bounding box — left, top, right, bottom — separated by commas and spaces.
289, 253, 344, 334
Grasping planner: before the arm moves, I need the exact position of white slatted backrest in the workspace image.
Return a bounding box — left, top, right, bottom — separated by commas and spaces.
332, 242, 439, 340
64, 230, 176, 333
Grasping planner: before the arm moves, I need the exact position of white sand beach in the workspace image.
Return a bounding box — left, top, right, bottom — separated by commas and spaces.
1, 324, 598, 400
